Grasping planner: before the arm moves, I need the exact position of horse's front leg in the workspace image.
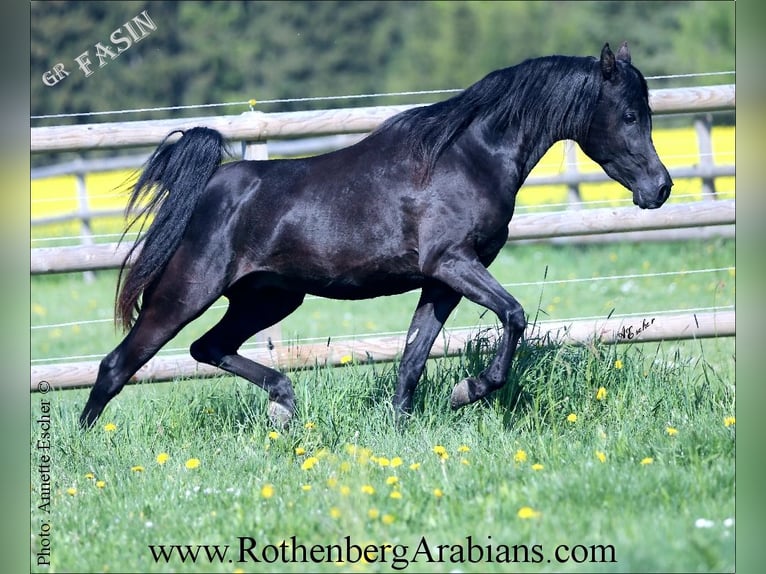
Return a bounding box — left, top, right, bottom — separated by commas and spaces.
392, 282, 462, 418
429, 250, 527, 408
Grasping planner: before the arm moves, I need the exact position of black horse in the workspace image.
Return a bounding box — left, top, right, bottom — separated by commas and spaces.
80, 43, 671, 428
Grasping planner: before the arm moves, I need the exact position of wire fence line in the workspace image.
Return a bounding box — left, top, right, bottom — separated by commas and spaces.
30, 265, 735, 334
30, 304, 736, 366
30, 70, 735, 121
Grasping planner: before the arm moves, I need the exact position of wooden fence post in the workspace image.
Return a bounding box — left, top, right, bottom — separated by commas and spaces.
75, 165, 96, 283
565, 141, 582, 209
695, 113, 717, 199
240, 112, 282, 351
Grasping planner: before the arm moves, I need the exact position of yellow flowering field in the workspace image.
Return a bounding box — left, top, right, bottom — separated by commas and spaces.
30, 126, 735, 241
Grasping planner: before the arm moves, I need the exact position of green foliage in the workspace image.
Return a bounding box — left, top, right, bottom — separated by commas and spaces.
32, 335, 735, 572
31, 1, 735, 124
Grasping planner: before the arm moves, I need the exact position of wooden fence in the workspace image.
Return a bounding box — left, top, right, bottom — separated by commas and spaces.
30, 83, 736, 391
31, 310, 735, 391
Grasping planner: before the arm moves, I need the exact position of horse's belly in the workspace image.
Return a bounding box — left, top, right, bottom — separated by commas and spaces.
305, 273, 424, 300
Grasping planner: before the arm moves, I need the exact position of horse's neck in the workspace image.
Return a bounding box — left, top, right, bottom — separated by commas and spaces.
461, 121, 563, 192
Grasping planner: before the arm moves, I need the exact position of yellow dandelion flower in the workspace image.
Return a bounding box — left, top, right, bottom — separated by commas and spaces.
95, 480, 106, 489
595, 451, 607, 463
326, 477, 338, 488
130, 465, 145, 473
361, 485, 375, 495
301, 457, 319, 471
339, 461, 351, 472
514, 449, 527, 463
66, 487, 77, 496
640, 457, 654, 465
724, 416, 736, 427
433, 488, 443, 498
185, 458, 201, 470
301, 484, 312, 492
390, 457, 403, 467
567, 413, 578, 423
304, 422, 316, 430
155, 453, 169, 465
103, 422, 117, 432
267, 431, 280, 440
390, 490, 402, 499
295, 447, 306, 456
386, 476, 399, 485
32, 303, 47, 317
409, 463, 421, 471
84, 472, 95, 480
329, 507, 341, 519
614, 359, 624, 370
531, 463, 544, 471
261, 484, 275, 499
666, 426, 678, 436
458, 445, 471, 452
517, 506, 541, 519
432, 445, 447, 456
339, 354, 353, 365
377, 457, 390, 467
381, 514, 395, 525
460, 458, 470, 466
596, 387, 607, 401
340, 485, 351, 496
368, 508, 380, 520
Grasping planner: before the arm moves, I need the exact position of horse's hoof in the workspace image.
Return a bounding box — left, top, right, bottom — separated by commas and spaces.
268, 401, 293, 428
450, 378, 476, 409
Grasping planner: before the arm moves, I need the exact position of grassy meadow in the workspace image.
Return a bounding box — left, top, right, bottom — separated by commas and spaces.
30, 126, 735, 572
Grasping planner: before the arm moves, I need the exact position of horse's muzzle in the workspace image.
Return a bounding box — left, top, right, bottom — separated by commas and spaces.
634, 180, 672, 210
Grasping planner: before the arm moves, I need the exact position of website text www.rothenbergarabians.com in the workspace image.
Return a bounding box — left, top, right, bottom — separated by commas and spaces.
148, 535, 616, 569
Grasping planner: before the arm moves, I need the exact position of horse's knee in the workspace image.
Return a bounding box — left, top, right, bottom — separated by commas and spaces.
190, 338, 224, 366
505, 306, 527, 334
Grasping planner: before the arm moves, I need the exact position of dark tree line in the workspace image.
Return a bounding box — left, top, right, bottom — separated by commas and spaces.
31, 0, 734, 124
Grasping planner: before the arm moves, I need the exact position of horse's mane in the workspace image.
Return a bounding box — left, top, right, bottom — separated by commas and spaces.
377, 55, 640, 185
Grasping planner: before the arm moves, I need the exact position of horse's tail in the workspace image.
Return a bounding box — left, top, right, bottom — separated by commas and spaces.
116, 126, 226, 330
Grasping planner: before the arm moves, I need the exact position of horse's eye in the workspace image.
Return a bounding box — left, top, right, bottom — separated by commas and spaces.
623, 112, 637, 125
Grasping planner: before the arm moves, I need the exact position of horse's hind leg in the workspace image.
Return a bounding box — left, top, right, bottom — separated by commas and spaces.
189, 286, 305, 427
79, 278, 222, 428
392, 282, 462, 417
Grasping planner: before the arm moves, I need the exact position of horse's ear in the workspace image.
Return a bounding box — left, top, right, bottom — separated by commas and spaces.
616, 41, 631, 64
600, 42, 616, 80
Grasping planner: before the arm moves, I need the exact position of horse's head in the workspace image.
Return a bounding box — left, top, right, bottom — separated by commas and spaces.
579, 42, 673, 209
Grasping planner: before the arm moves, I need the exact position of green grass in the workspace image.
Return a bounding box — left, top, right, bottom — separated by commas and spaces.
30, 238, 735, 572
32, 338, 734, 572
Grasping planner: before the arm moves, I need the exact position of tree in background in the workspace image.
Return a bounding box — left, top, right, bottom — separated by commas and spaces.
31, 1, 734, 122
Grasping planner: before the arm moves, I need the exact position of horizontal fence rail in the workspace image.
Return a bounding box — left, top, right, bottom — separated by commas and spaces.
31, 85, 735, 153
30, 309, 735, 391
30, 163, 736, 229
30, 199, 736, 274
